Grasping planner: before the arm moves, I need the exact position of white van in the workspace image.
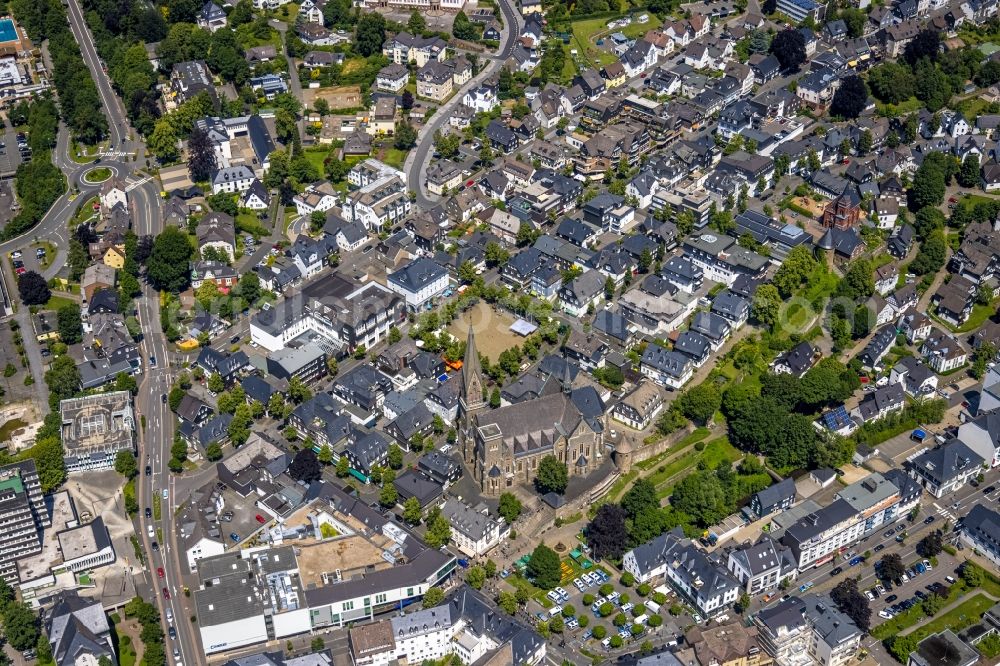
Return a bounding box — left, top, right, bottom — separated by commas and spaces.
548, 605, 563, 618
634, 614, 649, 625
645, 600, 661, 614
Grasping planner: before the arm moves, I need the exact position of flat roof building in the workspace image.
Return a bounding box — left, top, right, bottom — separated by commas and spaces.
59, 392, 135, 472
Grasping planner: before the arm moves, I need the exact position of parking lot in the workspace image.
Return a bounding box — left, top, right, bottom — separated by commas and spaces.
9, 243, 50, 278
501, 554, 687, 655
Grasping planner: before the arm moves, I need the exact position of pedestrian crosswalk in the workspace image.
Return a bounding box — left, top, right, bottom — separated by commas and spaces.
101, 149, 131, 160
933, 503, 955, 522
125, 175, 151, 192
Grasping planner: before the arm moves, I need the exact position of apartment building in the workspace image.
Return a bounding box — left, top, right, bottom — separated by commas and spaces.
0, 460, 50, 585
755, 595, 862, 666
342, 175, 411, 231
907, 439, 984, 498
960, 504, 1000, 567
348, 587, 545, 666
623, 530, 740, 616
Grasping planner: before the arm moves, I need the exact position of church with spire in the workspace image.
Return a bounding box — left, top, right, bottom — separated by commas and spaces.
459, 325, 604, 496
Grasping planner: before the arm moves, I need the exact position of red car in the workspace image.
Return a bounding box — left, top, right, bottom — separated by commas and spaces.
255, 514, 266, 524
157, 567, 165, 578
948, 197, 958, 203
162, 587, 170, 600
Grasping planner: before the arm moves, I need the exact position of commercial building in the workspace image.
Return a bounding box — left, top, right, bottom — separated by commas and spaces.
250, 273, 405, 354
780, 472, 918, 569
909, 631, 980, 666
0, 460, 50, 585
59, 392, 136, 472
441, 499, 509, 557
726, 537, 797, 595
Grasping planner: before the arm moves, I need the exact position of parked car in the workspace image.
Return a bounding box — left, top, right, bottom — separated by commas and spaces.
874, 544, 886, 552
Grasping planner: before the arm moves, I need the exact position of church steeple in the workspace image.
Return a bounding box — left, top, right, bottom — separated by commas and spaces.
459, 324, 487, 466
461, 324, 484, 404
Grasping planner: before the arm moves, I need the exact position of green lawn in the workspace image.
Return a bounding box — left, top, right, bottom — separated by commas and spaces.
956, 96, 990, 119
381, 147, 408, 169
872, 579, 972, 639
71, 142, 101, 164
634, 428, 710, 472
71, 195, 100, 229
303, 146, 331, 174
907, 593, 997, 640
44, 295, 76, 311
568, 14, 661, 71
876, 98, 924, 117
652, 436, 741, 499
83, 167, 112, 183
236, 212, 269, 237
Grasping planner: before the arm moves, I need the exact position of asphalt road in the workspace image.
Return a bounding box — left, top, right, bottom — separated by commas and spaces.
59, 0, 194, 660
403, 0, 522, 208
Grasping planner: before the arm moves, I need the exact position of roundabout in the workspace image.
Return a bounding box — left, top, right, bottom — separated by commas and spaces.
81, 166, 112, 184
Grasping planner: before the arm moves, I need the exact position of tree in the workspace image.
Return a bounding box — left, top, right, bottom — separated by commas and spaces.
959, 154, 980, 188
586, 503, 629, 561
289, 448, 322, 483
677, 383, 722, 425
526, 543, 561, 589
918, 530, 943, 557
770, 29, 806, 72
910, 230, 946, 275
831, 579, 870, 632
149, 119, 179, 162
423, 587, 444, 608
453, 10, 481, 40
114, 451, 137, 479
831, 75, 867, 119
394, 121, 417, 150
498, 492, 522, 524
497, 590, 517, 614
2, 601, 39, 650
878, 553, 906, 582
484, 242, 510, 267
407, 9, 426, 32
355, 13, 386, 56
57, 303, 83, 345
187, 126, 217, 182
621, 479, 658, 520
205, 442, 223, 461
466, 566, 486, 590
751, 284, 782, 330
379, 482, 398, 508
962, 562, 984, 587
44, 356, 81, 408
287, 376, 312, 403
838, 258, 875, 300
424, 512, 452, 548
903, 28, 941, 66
148, 227, 194, 292
17, 271, 49, 305
867, 62, 915, 105
207, 372, 225, 394
670, 472, 726, 527
335, 456, 349, 477
387, 443, 403, 469
910, 160, 947, 212
534, 455, 568, 495
914, 207, 946, 240
434, 130, 461, 159
400, 496, 422, 525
